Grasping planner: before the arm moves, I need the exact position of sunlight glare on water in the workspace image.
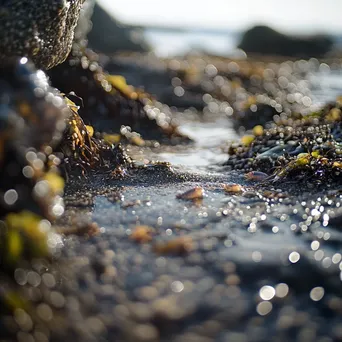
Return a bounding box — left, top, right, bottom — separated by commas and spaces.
159, 119, 237, 168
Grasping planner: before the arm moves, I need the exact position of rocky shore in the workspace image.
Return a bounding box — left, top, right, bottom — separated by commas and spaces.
0, 1, 342, 341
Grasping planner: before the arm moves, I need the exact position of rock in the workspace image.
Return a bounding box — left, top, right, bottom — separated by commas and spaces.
238, 25, 333, 58
0, 58, 68, 219
233, 103, 277, 131
47, 48, 189, 143
0, 0, 85, 69
87, 3, 150, 54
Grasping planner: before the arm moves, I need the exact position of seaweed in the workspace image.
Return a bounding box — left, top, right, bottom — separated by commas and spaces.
156, 55, 322, 124
225, 98, 342, 186
47, 47, 190, 144
57, 95, 132, 178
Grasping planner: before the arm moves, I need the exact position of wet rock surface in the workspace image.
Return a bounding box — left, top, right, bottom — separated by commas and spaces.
0, 0, 85, 69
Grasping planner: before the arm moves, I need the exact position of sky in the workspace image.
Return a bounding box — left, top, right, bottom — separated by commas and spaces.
97, 0, 342, 34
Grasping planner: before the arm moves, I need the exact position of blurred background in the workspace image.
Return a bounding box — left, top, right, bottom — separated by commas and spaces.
92, 0, 342, 57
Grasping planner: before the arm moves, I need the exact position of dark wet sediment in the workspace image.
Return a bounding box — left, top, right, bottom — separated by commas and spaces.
29, 168, 342, 341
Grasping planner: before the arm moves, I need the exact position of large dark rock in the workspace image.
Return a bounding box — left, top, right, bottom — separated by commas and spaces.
87, 2, 150, 54
238, 25, 333, 58
0, 0, 85, 70
0, 58, 68, 220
